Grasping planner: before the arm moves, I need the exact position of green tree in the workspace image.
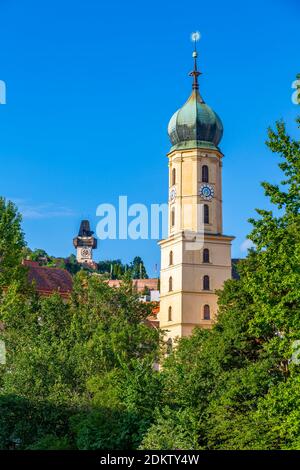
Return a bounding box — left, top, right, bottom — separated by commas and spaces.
129, 256, 148, 279
28, 248, 49, 264
0, 395, 74, 450
64, 254, 81, 275
0, 198, 26, 290
140, 407, 200, 450
0, 272, 161, 449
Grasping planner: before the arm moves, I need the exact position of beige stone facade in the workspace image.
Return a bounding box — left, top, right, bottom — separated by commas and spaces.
158, 147, 234, 343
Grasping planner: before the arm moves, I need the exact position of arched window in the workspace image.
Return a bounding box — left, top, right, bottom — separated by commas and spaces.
168, 306, 172, 321
204, 204, 209, 224
202, 165, 209, 183
203, 275, 210, 291
203, 304, 210, 320
203, 248, 210, 263
169, 250, 173, 265
169, 276, 173, 292
172, 168, 176, 186
171, 207, 175, 227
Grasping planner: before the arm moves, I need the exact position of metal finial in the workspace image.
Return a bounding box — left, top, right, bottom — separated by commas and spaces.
189, 31, 201, 90
191, 31, 201, 43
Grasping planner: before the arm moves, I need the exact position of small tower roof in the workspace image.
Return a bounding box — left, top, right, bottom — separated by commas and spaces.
78, 220, 94, 237
73, 219, 97, 249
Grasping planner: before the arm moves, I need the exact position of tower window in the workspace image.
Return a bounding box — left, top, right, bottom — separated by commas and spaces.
204, 204, 209, 224
203, 248, 210, 263
171, 207, 175, 227
169, 250, 173, 265
168, 306, 172, 321
203, 275, 210, 291
203, 304, 210, 320
202, 165, 209, 183
172, 168, 176, 186
169, 276, 173, 292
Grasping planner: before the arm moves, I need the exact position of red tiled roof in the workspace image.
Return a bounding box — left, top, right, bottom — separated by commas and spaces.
23, 260, 40, 267
144, 302, 160, 329
26, 263, 73, 298
145, 318, 160, 329
108, 278, 158, 292
152, 304, 160, 315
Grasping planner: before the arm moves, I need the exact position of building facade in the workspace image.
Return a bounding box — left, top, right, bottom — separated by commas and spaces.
159, 46, 234, 343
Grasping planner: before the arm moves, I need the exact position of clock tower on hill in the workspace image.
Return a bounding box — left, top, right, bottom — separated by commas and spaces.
73, 220, 97, 266
158, 39, 234, 344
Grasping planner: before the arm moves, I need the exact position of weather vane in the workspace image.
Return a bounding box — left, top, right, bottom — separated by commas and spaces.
189, 31, 201, 89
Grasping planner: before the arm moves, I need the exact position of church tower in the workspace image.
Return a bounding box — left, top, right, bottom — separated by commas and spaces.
158, 37, 234, 343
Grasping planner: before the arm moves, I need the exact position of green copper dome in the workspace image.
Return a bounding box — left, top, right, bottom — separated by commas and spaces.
168, 90, 223, 151
167, 49, 223, 151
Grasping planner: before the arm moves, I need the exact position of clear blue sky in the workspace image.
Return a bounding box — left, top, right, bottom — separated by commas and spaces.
0, 0, 299, 276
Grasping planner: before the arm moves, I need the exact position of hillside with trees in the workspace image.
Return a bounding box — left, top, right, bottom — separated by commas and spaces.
23, 247, 149, 280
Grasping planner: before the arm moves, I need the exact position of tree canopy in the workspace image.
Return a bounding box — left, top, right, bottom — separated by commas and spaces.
0, 198, 27, 290
24, 248, 149, 279
0, 272, 161, 449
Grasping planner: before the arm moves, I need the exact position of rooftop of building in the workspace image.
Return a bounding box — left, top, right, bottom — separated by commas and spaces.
108, 278, 159, 292
23, 260, 73, 298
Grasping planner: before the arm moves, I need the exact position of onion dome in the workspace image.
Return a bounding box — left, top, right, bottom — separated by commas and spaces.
168, 44, 223, 151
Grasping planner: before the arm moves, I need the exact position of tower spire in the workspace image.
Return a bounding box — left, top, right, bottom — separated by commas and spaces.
189, 31, 201, 90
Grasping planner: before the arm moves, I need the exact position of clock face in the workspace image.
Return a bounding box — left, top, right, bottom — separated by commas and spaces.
81, 248, 91, 258
169, 186, 177, 202
199, 184, 214, 201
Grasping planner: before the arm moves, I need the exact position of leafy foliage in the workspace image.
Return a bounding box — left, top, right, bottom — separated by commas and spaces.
0, 198, 27, 291
0, 270, 161, 449
24, 248, 149, 279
